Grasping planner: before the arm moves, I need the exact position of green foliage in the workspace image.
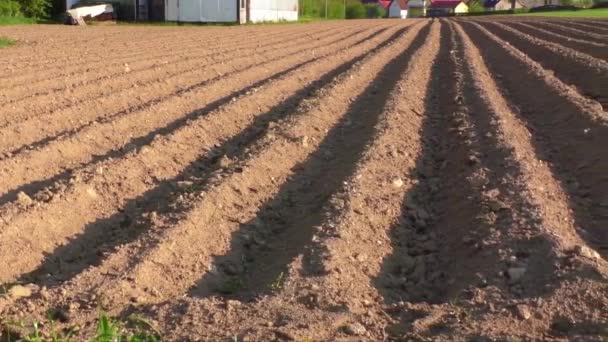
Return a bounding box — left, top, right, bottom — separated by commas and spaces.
345, 2, 365, 18
300, 0, 377, 19
364, 3, 384, 17
1, 313, 160, 342
94, 312, 160, 342
18, 0, 50, 18
516, 7, 607, 16
0, 0, 22, 17
467, 0, 486, 12
0, 0, 49, 19
0, 37, 15, 47
300, 0, 348, 19
0, 15, 35, 24
560, 0, 594, 8
345, 1, 383, 19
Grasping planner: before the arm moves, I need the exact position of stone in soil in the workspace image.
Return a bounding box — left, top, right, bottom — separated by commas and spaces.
343, 322, 367, 336
8, 285, 34, 299
507, 267, 526, 283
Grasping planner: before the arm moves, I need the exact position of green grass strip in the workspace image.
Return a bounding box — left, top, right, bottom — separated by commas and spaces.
0, 16, 37, 25
0, 37, 15, 48
517, 8, 608, 18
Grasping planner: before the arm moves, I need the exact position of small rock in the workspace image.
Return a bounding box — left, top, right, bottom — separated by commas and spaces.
17, 192, 33, 206
124, 64, 131, 73
515, 304, 531, 320
69, 302, 81, 312
39, 287, 50, 301
574, 245, 600, 261
86, 188, 98, 199
392, 178, 404, 188
274, 330, 295, 340
217, 155, 231, 168
507, 267, 526, 283
355, 253, 368, 262
344, 322, 366, 336
300, 136, 309, 148
8, 285, 33, 299
488, 199, 508, 212
468, 155, 480, 165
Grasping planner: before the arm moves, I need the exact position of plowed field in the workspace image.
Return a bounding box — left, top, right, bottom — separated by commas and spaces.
0, 17, 607, 340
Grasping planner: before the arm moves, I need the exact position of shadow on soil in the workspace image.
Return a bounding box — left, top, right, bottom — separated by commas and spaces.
477, 21, 607, 107
461, 21, 608, 256
189, 24, 431, 299
0, 27, 379, 207
375, 21, 563, 337
16, 27, 408, 289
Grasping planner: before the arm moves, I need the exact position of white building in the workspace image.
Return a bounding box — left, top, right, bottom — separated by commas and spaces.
164, 0, 298, 23
388, 0, 408, 18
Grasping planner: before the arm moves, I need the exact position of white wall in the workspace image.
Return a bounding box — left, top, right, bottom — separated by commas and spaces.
166, 0, 237, 22
249, 0, 298, 22
165, 0, 298, 23
388, 1, 406, 18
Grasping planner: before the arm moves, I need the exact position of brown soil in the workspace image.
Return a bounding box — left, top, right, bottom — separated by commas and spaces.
0, 18, 607, 341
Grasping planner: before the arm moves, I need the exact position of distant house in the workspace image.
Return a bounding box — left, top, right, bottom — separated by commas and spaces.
388, 0, 408, 18
485, 0, 525, 9
427, 0, 468, 15
387, 0, 426, 18
362, 0, 392, 9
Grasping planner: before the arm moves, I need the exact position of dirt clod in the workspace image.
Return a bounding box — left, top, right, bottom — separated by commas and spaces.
343, 322, 366, 336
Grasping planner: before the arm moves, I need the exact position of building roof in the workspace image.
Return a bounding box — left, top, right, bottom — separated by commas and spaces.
379, 0, 392, 8
430, 0, 464, 8
486, 0, 525, 7
390, 0, 408, 9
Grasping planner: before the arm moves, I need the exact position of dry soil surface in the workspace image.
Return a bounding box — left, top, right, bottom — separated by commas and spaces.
0, 17, 607, 341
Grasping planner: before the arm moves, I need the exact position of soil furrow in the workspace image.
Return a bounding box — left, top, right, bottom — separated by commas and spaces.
247, 21, 441, 340
526, 20, 608, 44
0, 25, 336, 104
0, 25, 348, 109
0, 25, 393, 205
556, 20, 608, 34
505, 21, 607, 61
460, 20, 608, 256
471, 20, 608, 110
0, 24, 331, 87
1, 24, 430, 338
0, 27, 376, 152
0, 23, 418, 286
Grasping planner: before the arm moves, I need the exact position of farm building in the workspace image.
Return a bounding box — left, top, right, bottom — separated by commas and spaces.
427, 0, 468, 15
163, 0, 298, 23
387, 0, 425, 18
388, 0, 408, 18
63, 0, 299, 22
362, 0, 392, 9
486, 0, 525, 10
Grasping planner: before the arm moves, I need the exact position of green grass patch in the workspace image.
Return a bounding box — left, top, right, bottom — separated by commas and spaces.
517, 8, 608, 17
0, 37, 15, 48
0, 16, 37, 25
2, 312, 161, 341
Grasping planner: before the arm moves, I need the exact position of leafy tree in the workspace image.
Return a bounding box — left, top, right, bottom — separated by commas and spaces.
346, 2, 366, 18
0, 0, 22, 16
18, 0, 50, 18
467, 0, 486, 12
